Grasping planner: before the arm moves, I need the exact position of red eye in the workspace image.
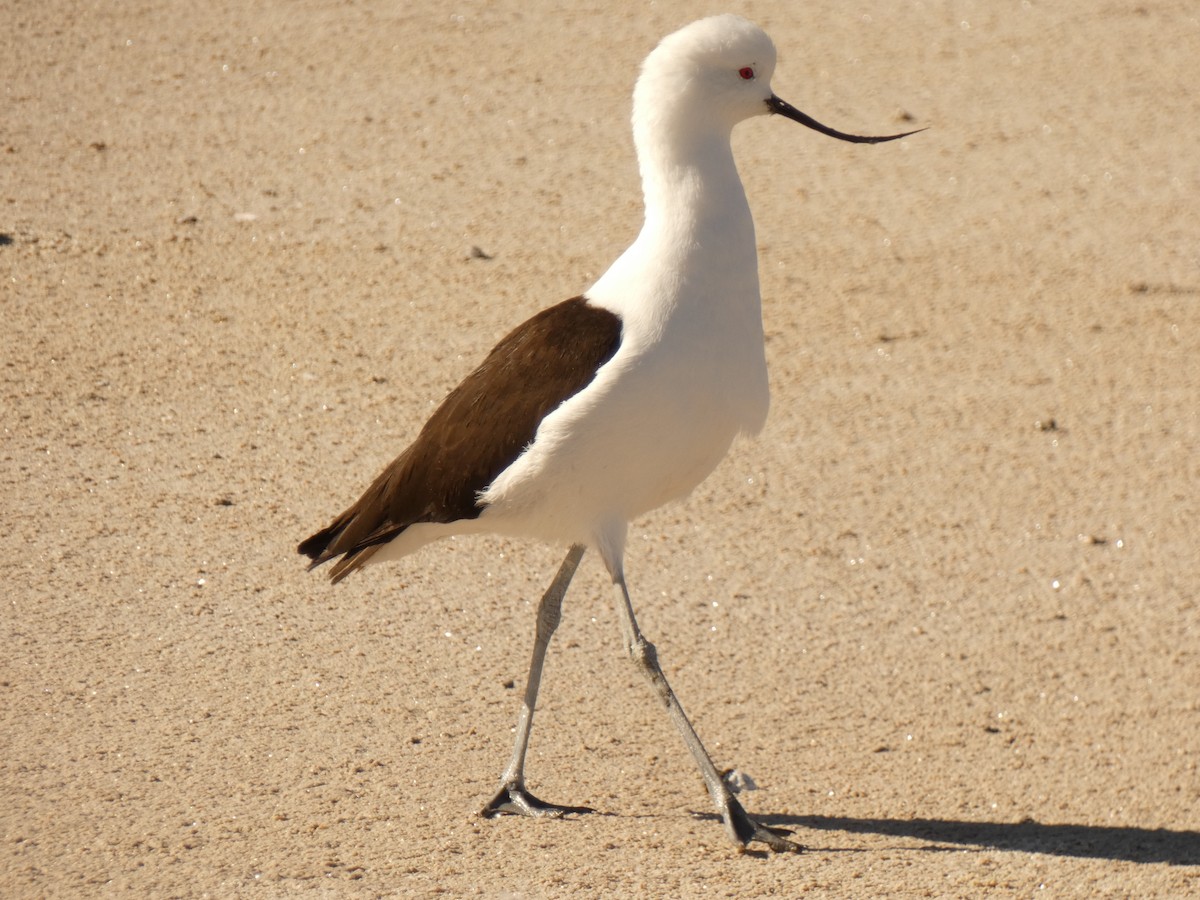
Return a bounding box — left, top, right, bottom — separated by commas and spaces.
738, 67, 755, 80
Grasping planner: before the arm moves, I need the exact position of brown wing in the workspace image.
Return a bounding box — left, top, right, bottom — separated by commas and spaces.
298, 295, 622, 580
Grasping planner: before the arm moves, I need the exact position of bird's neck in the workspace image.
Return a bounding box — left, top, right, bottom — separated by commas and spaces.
630, 126, 759, 306
636, 126, 753, 247
586, 122, 762, 337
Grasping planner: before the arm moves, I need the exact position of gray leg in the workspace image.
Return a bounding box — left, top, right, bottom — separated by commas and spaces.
609, 569, 801, 852
482, 544, 592, 818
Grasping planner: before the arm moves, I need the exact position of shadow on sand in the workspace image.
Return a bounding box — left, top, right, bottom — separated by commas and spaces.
742, 814, 1200, 864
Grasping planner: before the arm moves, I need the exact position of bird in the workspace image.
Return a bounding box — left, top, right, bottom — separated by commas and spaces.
299, 13, 919, 853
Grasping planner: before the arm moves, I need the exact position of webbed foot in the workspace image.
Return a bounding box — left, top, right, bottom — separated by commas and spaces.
481, 784, 593, 819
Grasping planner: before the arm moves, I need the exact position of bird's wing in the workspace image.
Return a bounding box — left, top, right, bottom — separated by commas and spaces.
298, 295, 622, 580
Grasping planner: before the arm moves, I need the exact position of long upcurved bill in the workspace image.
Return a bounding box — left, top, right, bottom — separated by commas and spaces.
766, 94, 924, 144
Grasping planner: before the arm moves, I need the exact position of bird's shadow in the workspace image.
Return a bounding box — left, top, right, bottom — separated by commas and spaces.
709, 812, 1200, 864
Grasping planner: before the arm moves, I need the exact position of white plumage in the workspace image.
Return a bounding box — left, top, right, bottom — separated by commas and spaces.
392, 16, 774, 566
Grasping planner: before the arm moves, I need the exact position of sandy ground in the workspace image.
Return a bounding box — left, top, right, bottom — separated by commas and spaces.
4, 0, 1199, 895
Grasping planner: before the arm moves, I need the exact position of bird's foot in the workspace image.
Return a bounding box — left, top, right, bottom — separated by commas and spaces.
723, 795, 803, 853
481, 783, 593, 819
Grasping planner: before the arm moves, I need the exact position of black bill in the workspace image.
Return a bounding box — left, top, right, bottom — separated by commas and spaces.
766, 94, 924, 144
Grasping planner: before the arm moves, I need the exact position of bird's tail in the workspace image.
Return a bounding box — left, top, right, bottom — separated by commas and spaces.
297, 513, 386, 583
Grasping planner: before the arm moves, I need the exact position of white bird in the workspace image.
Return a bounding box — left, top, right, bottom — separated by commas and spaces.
300, 14, 918, 853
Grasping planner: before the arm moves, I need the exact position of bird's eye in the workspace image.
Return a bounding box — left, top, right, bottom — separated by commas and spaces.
738, 67, 755, 80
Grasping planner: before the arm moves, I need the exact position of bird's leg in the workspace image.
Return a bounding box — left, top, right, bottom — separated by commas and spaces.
609, 571, 801, 853
482, 544, 592, 819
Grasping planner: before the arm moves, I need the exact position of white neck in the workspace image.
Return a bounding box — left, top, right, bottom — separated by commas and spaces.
589, 120, 760, 327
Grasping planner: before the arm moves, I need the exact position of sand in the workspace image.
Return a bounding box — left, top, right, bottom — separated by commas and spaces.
3, 0, 1198, 895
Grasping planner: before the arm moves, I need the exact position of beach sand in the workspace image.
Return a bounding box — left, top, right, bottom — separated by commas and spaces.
4, 0, 1198, 895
